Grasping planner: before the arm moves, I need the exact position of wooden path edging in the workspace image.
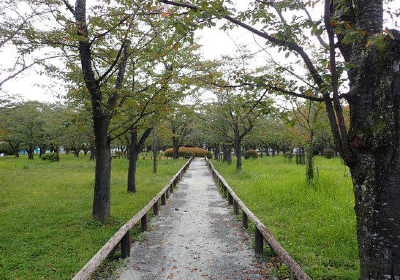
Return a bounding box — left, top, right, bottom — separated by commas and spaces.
204, 157, 312, 280
72, 157, 193, 280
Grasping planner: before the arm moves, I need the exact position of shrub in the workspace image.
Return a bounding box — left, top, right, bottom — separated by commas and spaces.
41, 152, 60, 162
323, 149, 335, 159
244, 149, 258, 159
313, 149, 320, 156
164, 147, 212, 158
183, 152, 195, 159
0, 143, 13, 155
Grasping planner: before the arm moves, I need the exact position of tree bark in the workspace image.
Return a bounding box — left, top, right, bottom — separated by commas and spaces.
127, 148, 139, 192
222, 145, 232, 164
172, 136, 179, 159
92, 116, 112, 223
11, 143, 20, 158
90, 147, 96, 161
153, 129, 157, 174
306, 132, 314, 182
345, 35, 400, 279
214, 146, 220, 161
27, 146, 34, 160
39, 145, 46, 158
329, 1, 400, 276
127, 127, 153, 192
234, 139, 242, 171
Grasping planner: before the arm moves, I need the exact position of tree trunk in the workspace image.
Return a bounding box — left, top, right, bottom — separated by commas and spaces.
27, 146, 34, 160
222, 145, 232, 164
12, 143, 19, 158
266, 148, 269, 156
214, 146, 220, 161
344, 33, 400, 278
328, 3, 400, 275
127, 148, 139, 193
126, 127, 153, 192
172, 136, 179, 159
92, 117, 112, 223
90, 147, 96, 161
74, 148, 80, 157
39, 146, 46, 158
153, 129, 157, 174
127, 129, 139, 193
234, 139, 242, 171
306, 132, 314, 182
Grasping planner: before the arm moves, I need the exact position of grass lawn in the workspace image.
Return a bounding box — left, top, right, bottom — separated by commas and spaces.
0, 154, 185, 280
213, 156, 359, 280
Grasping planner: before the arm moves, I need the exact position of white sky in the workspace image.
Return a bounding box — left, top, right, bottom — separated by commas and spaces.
0, 0, 281, 103
0, 1, 399, 103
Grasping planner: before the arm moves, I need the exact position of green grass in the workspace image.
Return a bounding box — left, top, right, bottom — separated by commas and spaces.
213, 156, 359, 280
0, 154, 185, 280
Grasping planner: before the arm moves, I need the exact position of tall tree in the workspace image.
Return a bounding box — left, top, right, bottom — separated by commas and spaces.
26, 0, 199, 222
290, 100, 324, 181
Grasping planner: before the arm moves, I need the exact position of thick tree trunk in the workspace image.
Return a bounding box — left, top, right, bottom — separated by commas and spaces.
345, 34, 400, 278
74, 148, 80, 157
172, 137, 179, 159
350, 155, 400, 278
92, 117, 112, 223
15, 150, 19, 158
234, 139, 242, 171
306, 133, 314, 182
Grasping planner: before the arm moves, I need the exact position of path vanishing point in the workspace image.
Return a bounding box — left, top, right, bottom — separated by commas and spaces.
115, 158, 271, 280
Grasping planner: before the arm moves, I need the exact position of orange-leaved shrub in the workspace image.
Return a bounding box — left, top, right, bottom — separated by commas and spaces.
164, 147, 212, 158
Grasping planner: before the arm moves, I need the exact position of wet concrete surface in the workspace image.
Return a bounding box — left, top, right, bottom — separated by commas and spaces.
115, 158, 271, 280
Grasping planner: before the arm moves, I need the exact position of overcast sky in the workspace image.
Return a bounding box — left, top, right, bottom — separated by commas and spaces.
0, 1, 399, 102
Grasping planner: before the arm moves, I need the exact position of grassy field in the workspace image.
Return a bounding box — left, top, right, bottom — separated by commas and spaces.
0, 154, 185, 280
213, 156, 359, 279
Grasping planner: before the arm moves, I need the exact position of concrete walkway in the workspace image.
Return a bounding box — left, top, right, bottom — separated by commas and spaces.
115, 158, 270, 280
